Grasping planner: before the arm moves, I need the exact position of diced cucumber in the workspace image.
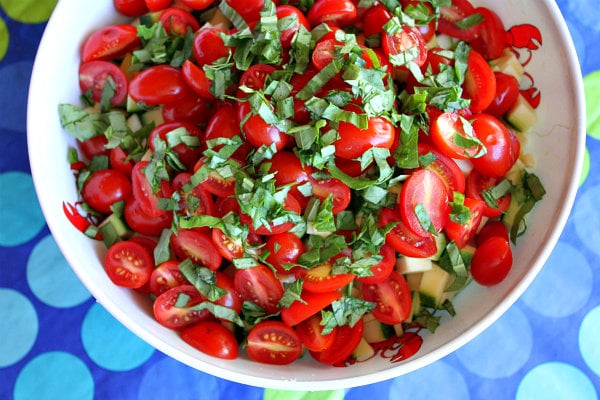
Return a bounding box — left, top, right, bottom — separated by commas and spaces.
506, 94, 537, 133
98, 213, 132, 247
489, 48, 525, 81
396, 256, 433, 274
126, 113, 143, 132
429, 233, 447, 261
502, 193, 524, 235
140, 107, 165, 126
352, 337, 375, 361
406, 290, 421, 323
405, 272, 423, 292
419, 263, 452, 309
459, 244, 476, 268
362, 313, 395, 344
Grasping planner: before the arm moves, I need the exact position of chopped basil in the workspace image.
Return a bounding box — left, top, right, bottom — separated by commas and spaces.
278, 280, 305, 308
448, 192, 472, 225
454, 13, 484, 30
179, 259, 227, 302
320, 297, 375, 335
439, 241, 470, 292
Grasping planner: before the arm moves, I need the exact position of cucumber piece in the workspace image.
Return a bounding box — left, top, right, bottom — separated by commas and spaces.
505, 158, 526, 186
396, 256, 433, 274
127, 113, 143, 133
352, 337, 375, 361
98, 213, 132, 247
419, 263, 452, 309
406, 290, 421, 323
502, 193, 524, 235
140, 107, 165, 126
429, 233, 447, 261
506, 94, 537, 133
459, 244, 476, 268
405, 272, 423, 292
362, 313, 395, 344
489, 48, 525, 81
126, 95, 144, 113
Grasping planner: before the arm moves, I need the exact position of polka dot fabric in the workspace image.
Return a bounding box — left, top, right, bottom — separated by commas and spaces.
1, 1, 599, 399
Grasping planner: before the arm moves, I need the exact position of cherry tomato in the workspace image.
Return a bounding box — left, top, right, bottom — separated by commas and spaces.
246, 321, 303, 365
82, 169, 132, 214
181, 60, 213, 99
335, 115, 395, 160
129, 65, 192, 105
213, 271, 243, 313
113, 0, 149, 17
193, 27, 232, 66
153, 284, 211, 329
470, 113, 514, 177
78, 135, 109, 160
238, 102, 289, 152
311, 37, 343, 71
172, 172, 216, 219
382, 25, 428, 68
361, 4, 392, 38
437, 0, 478, 41
79, 60, 128, 106
109, 146, 135, 176
485, 72, 520, 117
465, 169, 512, 218
193, 157, 237, 198
471, 7, 506, 60
300, 263, 355, 293
211, 227, 261, 263
145, 0, 172, 12
356, 244, 396, 285
310, 177, 351, 215
310, 317, 364, 365
470, 236, 513, 286
463, 50, 496, 113
307, 0, 357, 28
81, 24, 140, 63
476, 220, 510, 246
362, 270, 411, 325
276, 5, 310, 49
264, 232, 305, 275
399, 168, 449, 237
444, 197, 485, 248
295, 313, 337, 352
131, 161, 173, 217
240, 192, 302, 236
180, 0, 215, 10
104, 240, 155, 288
123, 197, 173, 236
281, 290, 341, 327
430, 111, 484, 160
170, 229, 223, 270
238, 64, 278, 92
149, 260, 187, 296
418, 143, 465, 197
162, 91, 214, 126
234, 265, 284, 314
149, 121, 204, 170
401, 0, 436, 43
379, 207, 438, 258
226, 0, 264, 24
181, 320, 239, 359
159, 7, 200, 35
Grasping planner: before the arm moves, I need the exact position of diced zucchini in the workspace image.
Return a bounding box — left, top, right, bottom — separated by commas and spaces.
429, 233, 447, 261
98, 213, 132, 247
459, 244, 476, 268
506, 94, 537, 133
362, 313, 395, 344
489, 48, 525, 81
502, 193, 524, 235
140, 107, 165, 126
352, 337, 375, 361
126, 94, 144, 113
396, 256, 433, 275
419, 263, 452, 309
405, 272, 423, 292
126, 113, 143, 132
505, 158, 526, 186
406, 290, 421, 323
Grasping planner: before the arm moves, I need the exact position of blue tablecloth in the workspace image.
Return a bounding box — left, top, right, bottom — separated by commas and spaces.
1, 1, 599, 399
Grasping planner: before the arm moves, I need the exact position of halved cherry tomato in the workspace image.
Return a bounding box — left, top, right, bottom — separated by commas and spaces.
470, 113, 514, 177
311, 37, 342, 71
148, 121, 204, 170
361, 4, 392, 38
357, 244, 396, 285
79, 60, 128, 106
159, 7, 200, 35
335, 114, 395, 160
300, 263, 355, 293
131, 161, 173, 217
476, 220, 510, 246
213, 271, 243, 314
171, 172, 216, 219
268, 150, 314, 208
399, 168, 449, 237
234, 265, 284, 314
78, 135, 109, 159
418, 143, 465, 197
153, 284, 210, 329
437, 0, 478, 41
401, 0, 436, 43
82, 169, 132, 214
193, 157, 237, 198
170, 229, 223, 270
470, 236, 513, 286
307, 0, 357, 28
430, 111, 484, 160
180, 320, 239, 359
81, 24, 140, 62
485, 72, 520, 117
310, 317, 364, 365
310, 177, 351, 215
382, 25, 427, 68
193, 27, 231, 66
239, 64, 278, 92
281, 290, 341, 327
149, 260, 187, 296
238, 101, 289, 152
444, 197, 485, 248
162, 91, 214, 126
225, 0, 264, 24
362, 270, 412, 325
109, 146, 135, 176
240, 193, 301, 236
246, 320, 303, 365
379, 207, 438, 258
129, 65, 192, 105
295, 313, 337, 352
113, 0, 149, 17
264, 232, 305, 275
276, 5, 310, 49
465, 169, 511, 218
182, 59, 214, 99
123, 197, 173, 236
211, 227, 261, 263
470, 7, 506, 60
463, 50, 496, 113
105, 240, 155, 288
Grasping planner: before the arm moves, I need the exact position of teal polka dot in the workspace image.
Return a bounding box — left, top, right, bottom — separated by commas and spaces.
13, 352, 94, 400
520, 242, 592, 318
516, 362, 597, 400
26, 235, 91, 308
579, 305, 600, 378
389, 361, 469, 400
0, 171, 45, 246
455, 305, 533, 378
573, 184, 600, 257
0, 289, 38, 367
81, 303, 154, 371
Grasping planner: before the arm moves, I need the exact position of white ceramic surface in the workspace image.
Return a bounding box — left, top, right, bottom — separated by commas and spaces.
27, 0, 585, 390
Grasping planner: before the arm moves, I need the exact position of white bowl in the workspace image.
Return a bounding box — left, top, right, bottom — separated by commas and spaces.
27, 0, 585, 390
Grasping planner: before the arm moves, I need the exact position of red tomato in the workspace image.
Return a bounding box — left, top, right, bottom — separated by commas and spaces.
276, 5, 310, 49
437, 0, 478, 41
310, 177, 351, 215
485, 72, 520, 117
211, 227, 261, 263
399, 169, 449, 237
123, 197, 173, 236
307, 0, 357, 28
418, 143, 465, 197
78, 135, 109, 159
145, 0, 172, 11
379, 207, 438, 258
430, 112, 484, 160
180, 0, 215, 10
182, 59, 213, 99
470, 236, 513, 286
238, 102, 289, 152
148, 121, 204, 170
234, 265, 284, 314
159, 7, 200, 35
104, 240, 154, 288
281, 290, 341, 327
171, 172, 216, 218
81, 24, 140, 63
128, 65, 192, 105
463, 50, 496, 113
82, 169, 132, 214
113, 0, 149, 16
162, 91, 214, 126
149, 260, 187, 296
225, 0, 264, 24
444, 197, 485, 248
311, 37, 342, 71
246, 321, 303, 365
193, 157, 237, 198
382, 25, 427, 68
239, 64, 277, 92
335, 115, 395, 160
471, 7, 506, 60
310, 317, 364, 365
109, 146, 134, 176
170, 229, 223, 270
240, 193, 302, 236
361, 4, 392, 38
357, 244, 396, 285
401, 0, 436, 43
264, 232, 305, 275
300, 263, 355, 293
465, 169, 511, 218
131, 161, 173, 217
295, 313, 337, 352
476, 220, 510, 246
204, 102, 252, 160
180, 320, 239, 359
79, 60, 128, 106
362, 270, 412, 325
153, 284, 210, 329
470, 113, 514, 177
268, 150, 313, 207
213, 271, 243, 314
193, 27, 231, 66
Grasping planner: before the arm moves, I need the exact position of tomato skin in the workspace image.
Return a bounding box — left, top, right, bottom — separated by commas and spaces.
170, 229, 223, 270
109, 146, 134, 177
131, 161, 173, 217
79, 135, 109, 160
226, 0, 264, 24
310, 177, 351, 215
182, 59, 214, 99
113, 0, 149, 16
485, 72, 520, 117
307, 0, 357, 28
149, 260, 187, 296
82, 169, 132, 214
124, 197, 173, 236
238, 102, 289, 152
470, 236, 513, 286
276, 5, 310, 49
437, 0, 478, 41
281, 290, 341, 327
463, 50, 496, 113
162, 91, 214, 126
264, 232, 305, 275
79, 60, 128, 106
357, 244, 396, 285
465, 169, 511, 218
382, 25, 428, 68
401, 0, 436, 43
470, 113, 515, 177
246, 321, 303, 365
129, 65, 192, 105
362, 270, 412, 325
361, 4, 392, 38
105, 240, 155, 288
149, 121, 204, 170
181, 320, 239, 359
476, 220, 510, 246
81, 24, 141, 63
240, 193, 301, 236
159, 7, 200, 36
213, 271, 243, 314
430, 111, 484, 160
379, 207, 438, 258
234, 265, 284, 314
470, 7, 506, 60
444, 197, 485, 249
145, 0, 172, 11
310, 317, 364, 365
268, 151, 313, 208
180, 0, 215, 10
193, 27, 231, 66
418, 143, 465, 197
300, 263, 355, 293
295, 313, 337, 352
335, 115, 395, 160
153, 284, 211, 330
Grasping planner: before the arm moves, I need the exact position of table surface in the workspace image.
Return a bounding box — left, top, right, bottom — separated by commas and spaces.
1, 1, 600, 399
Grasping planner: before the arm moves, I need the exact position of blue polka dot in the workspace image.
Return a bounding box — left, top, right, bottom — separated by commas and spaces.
516, 362, 598, 400
565, 0, 600, 33
520, 242, 592, 318
13, 351, 94, 400
0, 171, 45, 246
573, 184, 600, 257
388, 360, 469, 400
81, 303, 154, 371
579, 305, 600, 378
455, 305, 533, 379
0, 289, 38, 367
26, 235, 91, 308
0, 61, 32, 132
138, 356, 220, 400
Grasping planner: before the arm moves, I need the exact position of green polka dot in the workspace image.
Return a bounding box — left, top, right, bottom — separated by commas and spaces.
0, 16, 8, 61
263, 390, 345, 400
584, 70, 600, 140
580, 146, 590, 187
0, 0, 57, 24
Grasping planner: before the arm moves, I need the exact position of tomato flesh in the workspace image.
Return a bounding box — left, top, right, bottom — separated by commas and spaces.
246, 321, 303, 365
105, 240, 154, 288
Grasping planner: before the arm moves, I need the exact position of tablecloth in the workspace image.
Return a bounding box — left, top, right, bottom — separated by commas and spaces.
1, 0, 599, 399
